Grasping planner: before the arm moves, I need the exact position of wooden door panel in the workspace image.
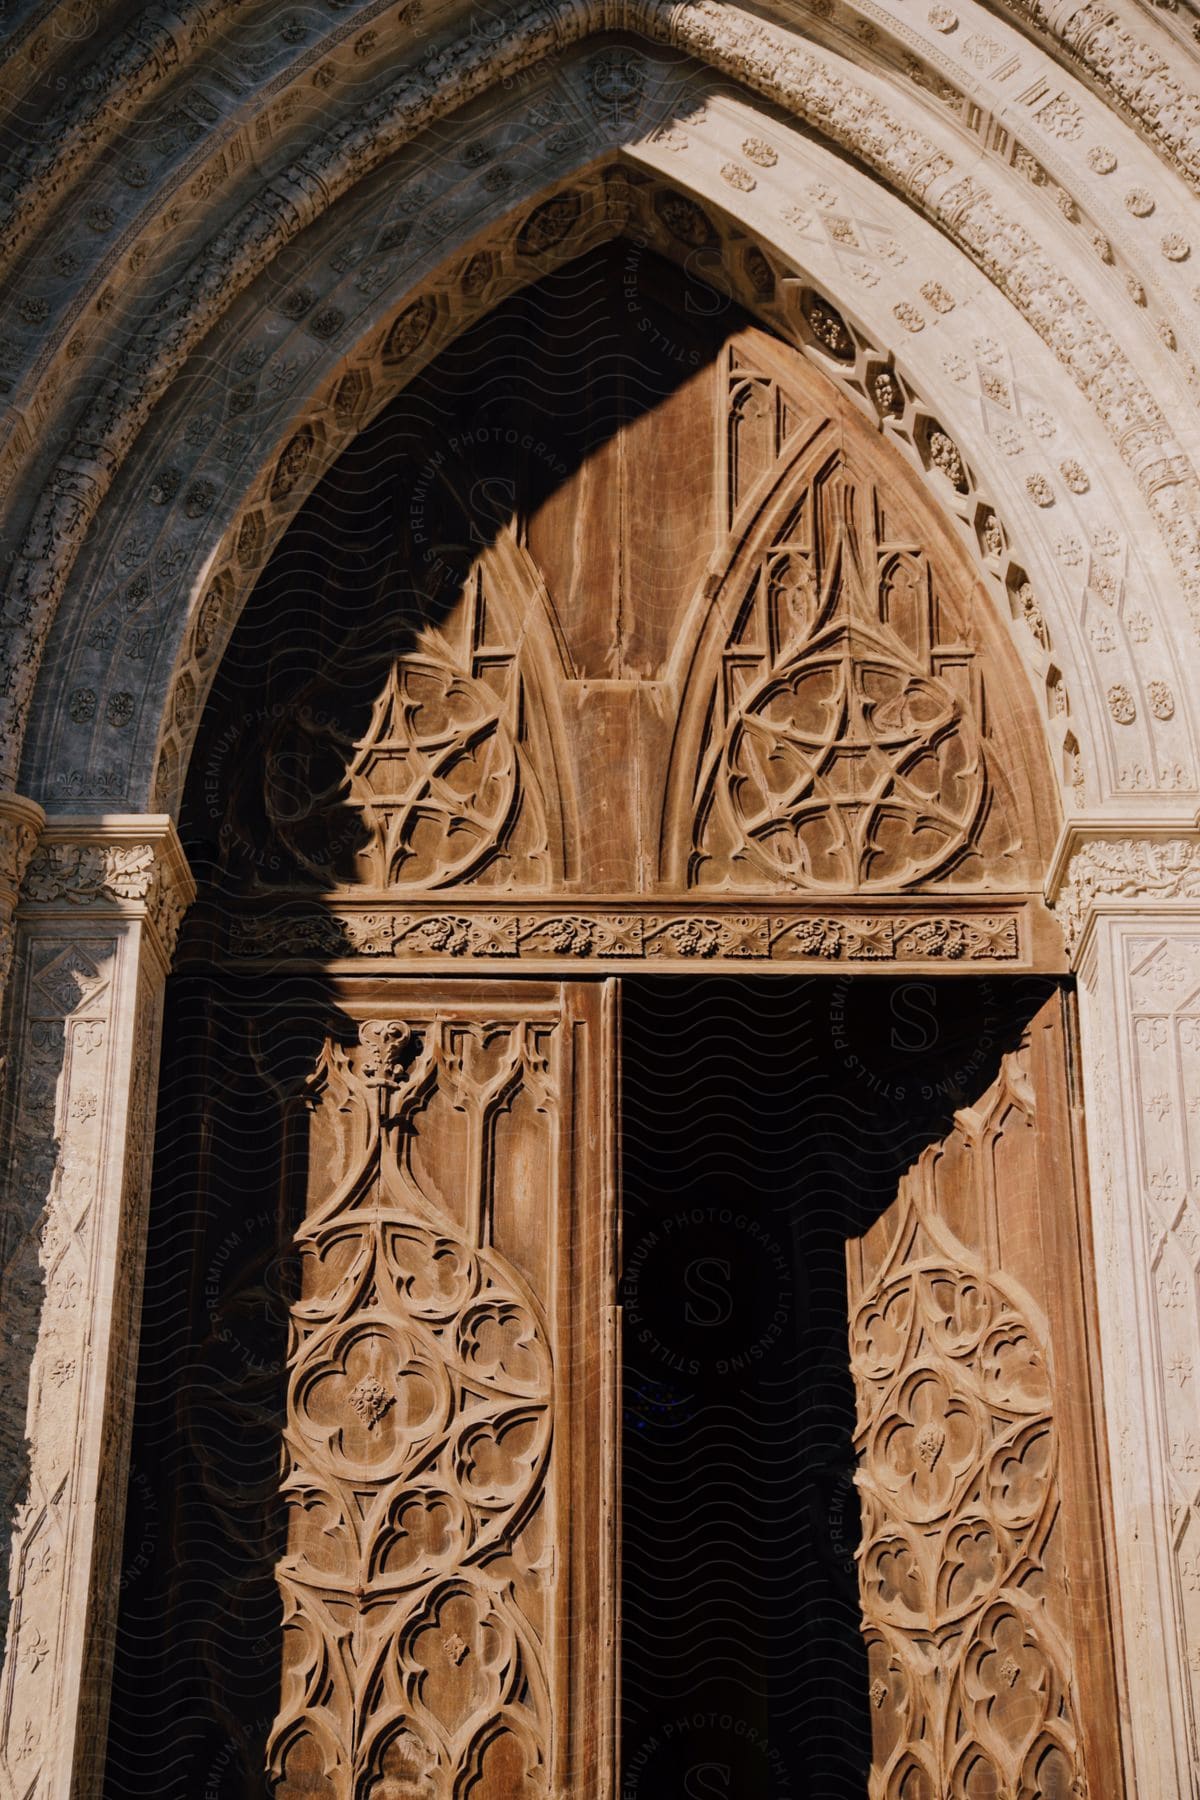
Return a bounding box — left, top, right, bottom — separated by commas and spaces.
267, 980, 617, 1799
847, 986, 1120, 1798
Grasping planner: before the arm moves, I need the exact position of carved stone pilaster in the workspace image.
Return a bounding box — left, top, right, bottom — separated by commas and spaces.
0, 816, 193, 1800
1046, 822, 1200, 1797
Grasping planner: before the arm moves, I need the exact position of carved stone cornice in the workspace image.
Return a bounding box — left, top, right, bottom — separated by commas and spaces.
1047, 822, 1200, 956
17, 815, 196, 962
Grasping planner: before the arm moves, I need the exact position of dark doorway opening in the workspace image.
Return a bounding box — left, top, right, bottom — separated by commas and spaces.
618, 974, 1043, 1799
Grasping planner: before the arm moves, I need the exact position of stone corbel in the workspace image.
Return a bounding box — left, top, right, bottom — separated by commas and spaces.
1045, 818, 1200, 966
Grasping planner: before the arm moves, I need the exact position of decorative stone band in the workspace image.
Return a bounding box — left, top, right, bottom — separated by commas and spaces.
1047, 824, 1200, 959
0, 793, 45, 996
18, 816, 195, 965
201, 895, 1062, 972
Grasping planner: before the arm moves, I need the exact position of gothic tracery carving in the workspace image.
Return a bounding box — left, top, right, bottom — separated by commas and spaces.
849, 1042, 1085, 1798
268, 1015, 560, 1798
340, 655, 538, 890
683, 441, 1028, 894
253, 566, 554, 894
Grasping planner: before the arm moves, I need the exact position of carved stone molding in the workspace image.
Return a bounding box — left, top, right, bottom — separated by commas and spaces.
1070, 918, 1200, 1792
1048, 824, 1200, 955
19, 816, 195, 965
0, 795, 44, 908
1, 813, 193, 1795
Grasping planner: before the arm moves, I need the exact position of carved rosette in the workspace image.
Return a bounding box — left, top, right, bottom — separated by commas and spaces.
253, 568, 554, 895
339, 657, 545, 890
268, 1017, 557, 1798
849, 1053, 1084, 1798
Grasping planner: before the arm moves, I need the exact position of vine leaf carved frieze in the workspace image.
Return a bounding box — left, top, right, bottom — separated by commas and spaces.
1053, 833, 1200, 952
18, 834, 192, 958
220, 905, 1025, 965
268, 1014, 559, 1798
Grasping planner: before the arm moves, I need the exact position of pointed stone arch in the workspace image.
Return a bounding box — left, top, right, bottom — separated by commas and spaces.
1, 9, 1199, 1799
3, 22, 1196, 825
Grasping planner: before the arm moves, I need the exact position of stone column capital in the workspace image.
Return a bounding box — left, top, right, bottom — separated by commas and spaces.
17, 814, 195, 965
1045, 821, 1200, 961
0, 793, 47, 998
0, 794, 46, 910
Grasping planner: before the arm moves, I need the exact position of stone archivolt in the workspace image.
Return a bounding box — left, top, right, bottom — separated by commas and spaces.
0, 1, 1196, 819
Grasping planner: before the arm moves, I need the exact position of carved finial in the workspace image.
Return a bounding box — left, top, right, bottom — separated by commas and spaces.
359, 1020, 416, 1089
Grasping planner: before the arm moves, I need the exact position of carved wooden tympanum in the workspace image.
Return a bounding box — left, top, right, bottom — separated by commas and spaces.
267, 983, 615, 1799
684, 474, 994, 891
186, 245, 1059, 976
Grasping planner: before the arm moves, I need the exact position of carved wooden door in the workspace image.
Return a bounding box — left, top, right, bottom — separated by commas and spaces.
847, 986, 1121, 1797
104, 244, 1123, 1799
266, 980, 617, 1799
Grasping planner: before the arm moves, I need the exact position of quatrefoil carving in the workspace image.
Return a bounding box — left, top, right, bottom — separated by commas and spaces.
719, 616, 984, 889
